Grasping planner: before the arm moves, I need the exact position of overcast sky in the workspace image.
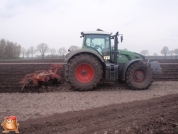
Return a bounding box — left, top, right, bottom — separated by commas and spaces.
0, 0, 178, 55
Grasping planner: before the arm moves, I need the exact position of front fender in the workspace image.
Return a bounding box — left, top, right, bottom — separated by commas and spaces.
64, 48, 105, 63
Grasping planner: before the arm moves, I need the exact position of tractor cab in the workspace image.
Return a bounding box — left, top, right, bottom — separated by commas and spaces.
81, 31, 123, 63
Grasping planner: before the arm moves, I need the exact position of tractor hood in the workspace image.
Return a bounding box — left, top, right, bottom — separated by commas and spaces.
118, 49, 145, 60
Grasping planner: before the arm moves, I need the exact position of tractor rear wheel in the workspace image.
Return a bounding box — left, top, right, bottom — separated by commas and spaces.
67, 54, 103, 91
125, 61, 153, 90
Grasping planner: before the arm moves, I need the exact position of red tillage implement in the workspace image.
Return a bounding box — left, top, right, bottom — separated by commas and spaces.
19, 64, 64, 90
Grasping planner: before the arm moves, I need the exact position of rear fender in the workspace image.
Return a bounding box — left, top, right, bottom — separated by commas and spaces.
120, 59, 143, 81
64, 48, 105, 63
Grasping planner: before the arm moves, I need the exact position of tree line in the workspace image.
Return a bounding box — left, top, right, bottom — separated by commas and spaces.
22, 44, 80, 59
0, 39, 21, 59
1, 38, 177, 59
139, 46, 178, 59
0, 38, 81, 59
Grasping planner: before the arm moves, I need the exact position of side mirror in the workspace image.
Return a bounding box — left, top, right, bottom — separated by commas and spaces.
80, 32, 84, 38
121, 36, 123, 42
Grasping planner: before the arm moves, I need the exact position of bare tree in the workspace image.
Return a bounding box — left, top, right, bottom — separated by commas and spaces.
62, 47, 67, 56
21, 47, 26, 59
68, 45, 80, 52
29, 46, 37, 59
58, 47, 66, 59
0, 39, 21, 59
50, 48, 56, 59
140, 50, 149, 56
153, 53, 158, 59
25, 49, 30, 58
37, 43, 49, 59
12, 44, 21, 58
58, 48, 62, 58
168, 50, 174, 59
174, 49, 178, 59
161, 46, 169, 59
60, 47, 66, 58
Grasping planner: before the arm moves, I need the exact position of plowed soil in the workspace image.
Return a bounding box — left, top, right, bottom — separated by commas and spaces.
0, 62, 178, 93
1, 94, 177, 134
0, 59, 178, 134
0, 64, 50, 92
155, 63, 178, 81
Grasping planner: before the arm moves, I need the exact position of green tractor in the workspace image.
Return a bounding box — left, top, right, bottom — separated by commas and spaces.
64, 30, 162, 91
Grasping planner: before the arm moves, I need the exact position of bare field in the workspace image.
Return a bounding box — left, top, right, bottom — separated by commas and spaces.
0, 59, 178, 134
17, 94, 178, 134
0, 62, 178, 93
1, 81, 178, 122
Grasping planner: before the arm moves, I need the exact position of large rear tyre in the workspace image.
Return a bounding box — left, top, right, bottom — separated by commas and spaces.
67, 54, 103, 91
125, 61, 153, 90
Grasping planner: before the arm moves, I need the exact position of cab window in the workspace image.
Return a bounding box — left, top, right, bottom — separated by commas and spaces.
84, 34, 110, 53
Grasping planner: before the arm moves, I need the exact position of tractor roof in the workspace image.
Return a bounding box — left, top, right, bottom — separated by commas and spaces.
82, 31, 111, 35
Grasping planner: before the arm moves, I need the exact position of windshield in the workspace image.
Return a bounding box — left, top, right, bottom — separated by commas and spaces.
84, 34, 110, 55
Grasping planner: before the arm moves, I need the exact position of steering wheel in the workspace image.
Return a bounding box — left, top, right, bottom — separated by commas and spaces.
90, 43, 95, 47
94, 45, 99, 49
94, 44, 102, 50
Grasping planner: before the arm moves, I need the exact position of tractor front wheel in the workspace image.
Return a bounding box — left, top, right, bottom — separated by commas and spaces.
67, 54, 103, 91
125, 61, 153, 90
